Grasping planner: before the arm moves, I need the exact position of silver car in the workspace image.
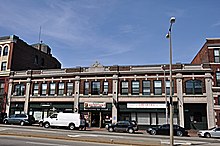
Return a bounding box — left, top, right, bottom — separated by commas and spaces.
197, 127, 220, 138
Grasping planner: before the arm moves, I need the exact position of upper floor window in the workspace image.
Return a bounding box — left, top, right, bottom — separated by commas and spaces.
154, 80, 162, 95
58, 82, 64, 95
14, 84, 25, 96
216, 72, 220, 87
121, 81, 128, 95
166, 80, 174, 95
92, 81, 100, 95
41, 58, 45, 66
0, 46, 2, 56
131, 81, 139, 95
34, 55, 38, 65
143, 80, 150, 95
218, 95, 220, 105
3, 46, 8, 56
0, 83, 5, 95
84, 81, 89, 95
1, 62, 7, 71
185, 80, 203, 95
33, 83, 39, 96
49, 83, 56, 95
41, 83, 47, 95
67, 82, 73, 96
214, 49, 220, 63
103, 81, 108, 95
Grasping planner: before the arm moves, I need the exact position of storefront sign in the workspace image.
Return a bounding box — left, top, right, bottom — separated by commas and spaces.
84, 102, 106, 109
127, 103, 166, 109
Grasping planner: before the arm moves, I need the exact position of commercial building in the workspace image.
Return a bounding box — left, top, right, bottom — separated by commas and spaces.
5, 38, 220, 130
0, 35, 61, 114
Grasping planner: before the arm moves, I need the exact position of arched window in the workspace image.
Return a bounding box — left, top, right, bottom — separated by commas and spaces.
3, 46, 8, 56
185, 80, 202, 95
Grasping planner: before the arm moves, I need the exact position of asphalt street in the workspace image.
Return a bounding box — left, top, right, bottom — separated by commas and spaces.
0, 124, 220, 146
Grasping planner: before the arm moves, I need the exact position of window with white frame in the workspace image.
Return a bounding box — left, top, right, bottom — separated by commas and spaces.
185, 80, 202, 95
91, 81, 100, 95
216, 72, 220, 87
131, 81, 139, 95
166, 80, 174, 95
41, 83, 47, 95
121, 81, 128, 95
84, 81, 89, 95
67, 82, 73, 96
0, 82, 4, 95
14, 84, 25, 96
49, 83, 56, 95
142, 80, 150, 95
154, 80, 162, 95
1, 62, 6, 71
214, 49, 220, 63
33, 83, 39, 96
58, 82, 64, 95
3, 46, 8, 56
103, 81, 108, 95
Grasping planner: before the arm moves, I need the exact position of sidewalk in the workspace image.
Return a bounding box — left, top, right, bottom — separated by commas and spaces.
86, 127, 198, 137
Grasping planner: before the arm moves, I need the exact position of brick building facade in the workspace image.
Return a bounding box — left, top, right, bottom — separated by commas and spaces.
0, 35, 61, 114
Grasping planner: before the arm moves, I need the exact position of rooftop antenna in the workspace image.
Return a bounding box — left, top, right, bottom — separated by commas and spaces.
38, 26, 42, 50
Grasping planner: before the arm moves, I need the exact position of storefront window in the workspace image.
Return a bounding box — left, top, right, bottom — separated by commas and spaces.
154, 80, 162, 95
58, 82, 64, 95
131, 81, 139, 95
92, 81, 100, 95
121, 81, 128, 95
142, 80, 150, 95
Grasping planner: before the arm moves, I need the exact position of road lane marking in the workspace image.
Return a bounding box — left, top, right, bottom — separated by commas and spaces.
68, 134, 124, 138
26, 142, 70, 146
0, 128, 11, 131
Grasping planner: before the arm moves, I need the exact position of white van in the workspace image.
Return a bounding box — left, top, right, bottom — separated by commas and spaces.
42, 113, 80, 130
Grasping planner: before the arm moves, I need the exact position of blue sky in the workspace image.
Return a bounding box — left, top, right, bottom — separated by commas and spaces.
0, 0, 220, 68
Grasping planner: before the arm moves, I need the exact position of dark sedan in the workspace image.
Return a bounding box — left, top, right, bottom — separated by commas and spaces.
108, 120, 138, 134
3, 114, 35, 126
147, 124, 188, 136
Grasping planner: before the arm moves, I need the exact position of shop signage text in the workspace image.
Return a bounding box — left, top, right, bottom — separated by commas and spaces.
84, 102, 106, 109
127, 103, 166, 108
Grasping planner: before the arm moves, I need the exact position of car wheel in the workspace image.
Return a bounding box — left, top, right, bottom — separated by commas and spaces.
150, 129, 156, 135
39, 122, 43, 127
44, 122, 50, 128
108, 127, 114, 132
204, 133, 211, 138
4, 120, 8, 124
20, 121, 25, 126
69, 123, 75, 130
176, 131, 183, 137
128, 128, 134, 134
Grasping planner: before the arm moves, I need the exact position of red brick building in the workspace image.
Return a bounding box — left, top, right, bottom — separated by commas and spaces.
191, 38, 220, 126
0, 35, 61, 114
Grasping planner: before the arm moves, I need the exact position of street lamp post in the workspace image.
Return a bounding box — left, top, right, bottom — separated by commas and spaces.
166, 16, 175, 146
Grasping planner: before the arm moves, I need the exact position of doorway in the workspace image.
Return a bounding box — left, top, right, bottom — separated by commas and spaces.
91, 112, 100, 127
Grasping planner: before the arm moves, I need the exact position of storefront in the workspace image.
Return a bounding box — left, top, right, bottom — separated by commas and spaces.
118, 102, 178, 129
29, 102, 74, 122
79, 102, 112, 128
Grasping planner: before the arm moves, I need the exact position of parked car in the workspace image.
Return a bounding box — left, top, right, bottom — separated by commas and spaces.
3, 114, 35, 126
41, 113, 80, 130
0, 112, 7, 123
147, 124, 188, 137
108, 120, 138, 134
197, 127, 220, 138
